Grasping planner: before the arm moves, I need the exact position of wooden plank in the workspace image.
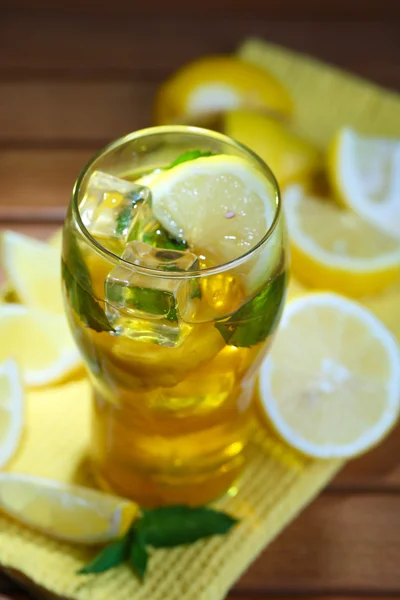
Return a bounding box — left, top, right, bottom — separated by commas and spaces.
237, 494, 400, 593
332, 425, 400, 491
0, 82, 155, 144
2, 0, 400, 19
0, 17, 399, 89
0, 150, 94, 222
0, 223, 58, 241
1, 594, 400, 600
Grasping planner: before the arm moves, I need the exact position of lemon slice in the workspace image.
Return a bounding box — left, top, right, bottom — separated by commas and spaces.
259, 293, 400, 458
328, 127, 400, 239
0, 360, 24, 469
0, 473, 137, 544
154, 55, 292, 125
150, 154, 277, 265
0, 304, 82, 387
224, 110, 321, 188
1, 230, 64, 313
284, 186, 400, 297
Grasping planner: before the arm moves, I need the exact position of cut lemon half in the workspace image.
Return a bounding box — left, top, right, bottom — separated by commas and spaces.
259, 293, 400, 458
1, 230, 64, 313
224, 110, 321, 188
154, 55, 292, 125
284, 186, 400, 297
0, 473, 137, 544
0, 360, 24, 469
0, 304, 82, 387
328, 127, 400, 240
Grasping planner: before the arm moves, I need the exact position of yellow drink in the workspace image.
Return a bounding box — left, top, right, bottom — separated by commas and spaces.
62, 127, 287, 507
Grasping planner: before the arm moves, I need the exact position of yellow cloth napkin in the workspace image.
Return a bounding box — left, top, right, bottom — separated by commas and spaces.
1, 39, 399, 600
0, 378, 342, 600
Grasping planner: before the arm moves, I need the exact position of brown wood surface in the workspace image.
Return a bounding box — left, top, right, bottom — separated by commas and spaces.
0, 8, 399, 600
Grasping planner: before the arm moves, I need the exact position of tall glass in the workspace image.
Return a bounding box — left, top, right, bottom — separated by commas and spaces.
62, 126, 288, 507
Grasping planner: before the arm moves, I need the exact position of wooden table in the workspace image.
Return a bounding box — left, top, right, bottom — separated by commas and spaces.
1, 4, 400, 599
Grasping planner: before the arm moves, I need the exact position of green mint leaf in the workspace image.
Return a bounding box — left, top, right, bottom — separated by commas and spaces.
105, 282, 177, 322
78, 534, 131, 575
62, 259, 115, 333
115, 205, 133, 236
62, 234, 115, 334
116, 188, 146, 236
137, 505, 238, 548
142, 229, 188, 252
64, 231, 92, 293
215, 272, 287, 348
189, 278, 202, 300
167, 150, 215, 170
130, 535, 149, 580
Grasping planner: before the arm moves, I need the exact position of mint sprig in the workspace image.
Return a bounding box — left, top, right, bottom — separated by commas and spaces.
78, 505, 238, 580
215, 272, 287, 348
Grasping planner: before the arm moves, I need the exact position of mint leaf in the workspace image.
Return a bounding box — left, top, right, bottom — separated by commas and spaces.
115, 205, 133, 236
62, 234, 114, 333
142, 229, 188, 252
78, 533, 131, 575
130, 535, 149, 580
215, 272, 287, 348
137, 505, 238, 548
167, 150, 215, 170
62, 260, 115, 333
105, 282, 177, 322
116, 188, 146, 236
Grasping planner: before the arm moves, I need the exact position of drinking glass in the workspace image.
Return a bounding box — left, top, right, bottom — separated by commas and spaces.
62, 126, 288, 507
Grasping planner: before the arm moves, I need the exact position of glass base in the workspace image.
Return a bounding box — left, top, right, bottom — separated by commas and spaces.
90, 454, 245, 507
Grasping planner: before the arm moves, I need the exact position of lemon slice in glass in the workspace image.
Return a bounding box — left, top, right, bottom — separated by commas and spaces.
258, 293, 400, 458
149, 154, 277, 267
0, 473, 137, 544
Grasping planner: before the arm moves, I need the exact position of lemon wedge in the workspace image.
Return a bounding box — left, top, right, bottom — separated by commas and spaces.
258, 293, 400, 458
0, 360, 24, 469
154, 55, 292, 125
284, 186, 400, 297
1, 230, 64, 313
0, 473, 137, 544
224, 110, 321, 188
328, 127, 400, 239
0, 304, 82, 387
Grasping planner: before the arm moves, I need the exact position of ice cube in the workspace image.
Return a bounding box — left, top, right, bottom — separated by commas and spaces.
79, 171, 150, 254
128, 196, 188, 251
105, 241, 199, 347
177, 272, 244, 324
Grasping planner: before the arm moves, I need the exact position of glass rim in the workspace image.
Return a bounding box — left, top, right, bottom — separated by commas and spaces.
71, 125, 282, 279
